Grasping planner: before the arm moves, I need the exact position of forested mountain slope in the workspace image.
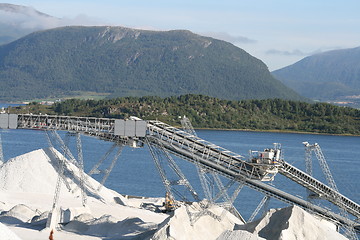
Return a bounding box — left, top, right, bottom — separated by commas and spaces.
272, 47, 360, 100
0, 26, 304, 101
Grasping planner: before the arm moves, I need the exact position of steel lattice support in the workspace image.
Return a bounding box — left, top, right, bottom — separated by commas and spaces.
181, 116, 215, 202
2, 113, 359, 234
198, 168, 214, 201
215, 178, 245, 221
303, 142, 313, 176
303, 142, 316, 201
213, 175, 239, 204
88, 143, 117, 176
97, 144, 124, 191
248, 195, 270, 222
70, 142, 119, 194
185, 204, 222, 226
76, 133, 87, 206
0, 134, 4, 165
146, 137, 200, 203
45, 130, 72, 192
147, 139, 172, 195
46, 131, 90, 205
181, 116, 244, 220
313, 143, 358, 240
49, 130, 78, 165
180, 116, 197, 136
45, 130, 70, 231
303, 142, 358, 240
312, 144, 338, 192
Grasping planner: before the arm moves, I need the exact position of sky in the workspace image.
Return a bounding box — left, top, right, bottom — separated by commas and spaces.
7, 0, 360, 70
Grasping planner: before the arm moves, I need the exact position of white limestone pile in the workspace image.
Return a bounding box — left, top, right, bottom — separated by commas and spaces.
0, 204, 38, 224
0, 148, 351, 240
217, 230, 265, 240
0, 148, 127, 207
234, 205, 348, 240
0, 148, 167, 239
0, 222, 22, 240
62, 214, 158, 239
0, 150, 58, 194
152, 201, 244, 240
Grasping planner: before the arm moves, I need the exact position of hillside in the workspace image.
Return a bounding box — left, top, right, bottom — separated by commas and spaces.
272, 47, 360, 101
9, 95, 360, 135
0, 3, 58, 45
0, 26, 304, 101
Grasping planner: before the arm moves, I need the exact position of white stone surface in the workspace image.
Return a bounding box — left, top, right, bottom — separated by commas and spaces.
236, 205, 348, 240
0, 222, 22, 240
152, 201, 244, 240
0, 148, 351, 240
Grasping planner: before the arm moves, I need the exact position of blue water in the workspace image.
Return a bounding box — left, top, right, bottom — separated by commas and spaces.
0, 103, 25, 109
0, 103, 359, 220
1, 127, 359, 220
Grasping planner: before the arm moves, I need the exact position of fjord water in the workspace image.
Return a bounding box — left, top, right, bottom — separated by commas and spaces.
1, 126, 359, 220
1, 103, 359, 219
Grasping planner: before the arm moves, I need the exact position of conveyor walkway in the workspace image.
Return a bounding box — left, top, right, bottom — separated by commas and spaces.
146, 120, 360, 231
280, 161, 360, 219
1, 113, 359, 231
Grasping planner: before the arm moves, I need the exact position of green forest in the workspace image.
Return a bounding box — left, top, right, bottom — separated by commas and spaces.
0, 26, 303, 101
9, 94, 360, 135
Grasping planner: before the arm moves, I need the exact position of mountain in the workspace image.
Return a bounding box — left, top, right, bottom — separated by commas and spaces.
272, 47, 360, 101
0, 26, 304, 101
0, 3, 58, 45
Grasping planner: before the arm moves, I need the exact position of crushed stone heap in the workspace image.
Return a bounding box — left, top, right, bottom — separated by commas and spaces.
0, 147, 127, 207
0, 148, 166, 239
0, 148, 351, 240
233, 205, 348, 240
0, 222, 22, 240
152, 201, 244, 240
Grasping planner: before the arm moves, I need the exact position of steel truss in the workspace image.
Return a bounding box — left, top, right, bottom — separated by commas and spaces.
146, 137, 200, 203
76, 133, 87, 206
45, 130, 91, 207
180, 116, 244, 221
0, 134, 4, 165
146, 120, 360, 232
97, 145, 124, 191
303, 142, 358, 240
248, 195, 270, 222
2, 114, 359, 234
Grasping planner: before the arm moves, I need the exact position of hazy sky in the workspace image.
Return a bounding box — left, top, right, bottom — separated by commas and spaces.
9, 0, 360, 70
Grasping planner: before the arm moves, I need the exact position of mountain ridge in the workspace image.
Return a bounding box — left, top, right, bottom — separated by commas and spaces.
0, 3, 53, 17
0, 3, 58, 45
272, 46, 360, 101
0, 26, 304, 101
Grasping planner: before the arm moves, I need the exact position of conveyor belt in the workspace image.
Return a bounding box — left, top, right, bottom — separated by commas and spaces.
146, 120, 360, 231
145, 136, 360, 230
279, 161, 360, 218
3, 114, 360, 231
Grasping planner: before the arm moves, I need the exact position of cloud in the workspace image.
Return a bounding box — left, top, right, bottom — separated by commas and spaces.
265, 49, 306, 56
0, 10, 57, 30
60, 14, 108, 27
266, 47, 344, 57
0, 7, 108, 32
200, 31, 257, 44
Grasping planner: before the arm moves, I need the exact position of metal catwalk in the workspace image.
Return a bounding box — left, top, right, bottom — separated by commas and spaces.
1, 113, 359, 232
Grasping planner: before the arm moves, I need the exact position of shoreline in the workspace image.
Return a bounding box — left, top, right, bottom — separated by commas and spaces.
1, 102, 359, 137
192, 127, 360, 137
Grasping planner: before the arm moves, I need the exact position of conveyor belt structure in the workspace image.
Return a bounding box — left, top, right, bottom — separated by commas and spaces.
1, 113, 358, 232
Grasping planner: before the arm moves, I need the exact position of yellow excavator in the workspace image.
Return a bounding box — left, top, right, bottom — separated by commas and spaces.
164, 192, 175, 212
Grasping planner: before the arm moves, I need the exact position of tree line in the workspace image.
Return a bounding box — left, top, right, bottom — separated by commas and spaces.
9, 94, 360, 135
